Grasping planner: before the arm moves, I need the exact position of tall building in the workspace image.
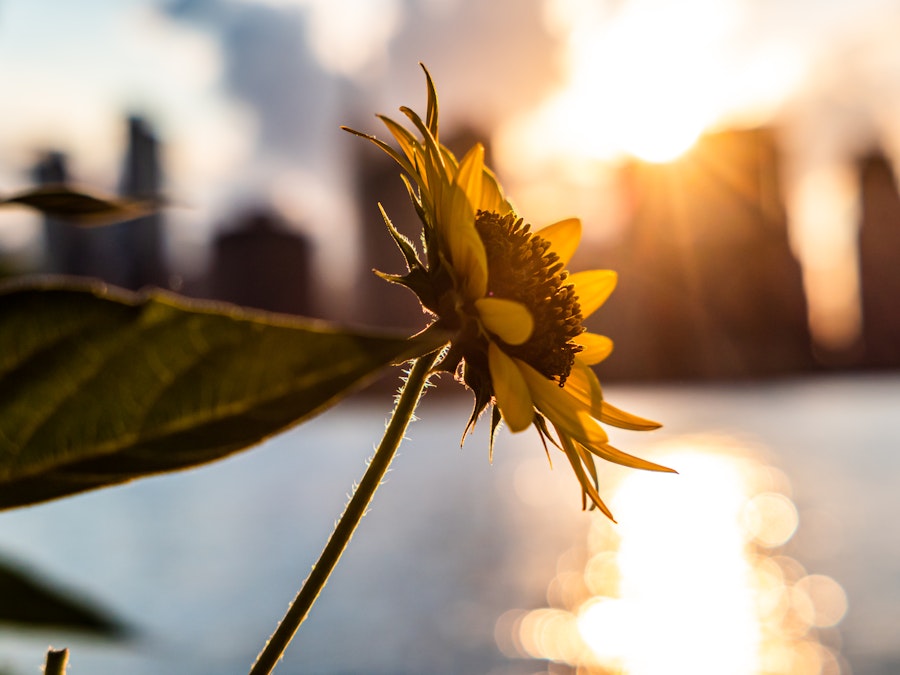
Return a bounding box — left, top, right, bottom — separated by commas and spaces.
116, 115, 167, 289
33, 116, 168, 290
33, 151, 90, 277
207, 208, 314, 316
586, 128, 815, 380
858, 152, 900, 368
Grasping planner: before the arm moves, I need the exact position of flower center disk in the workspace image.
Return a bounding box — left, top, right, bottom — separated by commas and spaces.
474, 210, 584, 384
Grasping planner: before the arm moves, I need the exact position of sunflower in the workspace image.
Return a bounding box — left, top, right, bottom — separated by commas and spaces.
344, 65, 673, 520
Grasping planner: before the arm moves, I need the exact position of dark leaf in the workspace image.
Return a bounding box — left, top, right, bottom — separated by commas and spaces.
0, 279, 450, 510
0, 185, 154, 226
0, 555, 128, 637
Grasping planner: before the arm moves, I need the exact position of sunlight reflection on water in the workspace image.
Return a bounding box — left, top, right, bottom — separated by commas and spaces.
498, 435, 849, 675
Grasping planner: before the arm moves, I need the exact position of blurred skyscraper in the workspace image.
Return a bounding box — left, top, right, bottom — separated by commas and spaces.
206, 208, 314, 316
117, 115, 168, 289
33, 151, 89, 277
581, 128, 815, 380
34, 116, 168, 290
858, 152, 900, 369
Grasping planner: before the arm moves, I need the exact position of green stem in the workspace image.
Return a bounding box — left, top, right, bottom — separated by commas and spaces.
43, 648, 68, 675
249, 352, 440, 674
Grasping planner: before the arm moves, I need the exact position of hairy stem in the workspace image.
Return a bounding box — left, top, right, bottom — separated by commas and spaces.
249, 351, 440, 674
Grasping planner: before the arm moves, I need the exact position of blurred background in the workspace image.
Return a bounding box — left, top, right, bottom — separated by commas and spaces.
0, 0, 899, 673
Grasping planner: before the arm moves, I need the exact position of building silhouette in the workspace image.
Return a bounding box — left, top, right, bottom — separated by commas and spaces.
34, 116, 168, 290
116, 115, 167, 289
206, 208, 315, 316
580, 128, 815, 380
23, 113, 900, 381
858, 151, 900, 368
33, 151, 91, 277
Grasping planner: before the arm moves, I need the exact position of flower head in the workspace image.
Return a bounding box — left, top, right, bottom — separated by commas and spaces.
344, 65, 673, 520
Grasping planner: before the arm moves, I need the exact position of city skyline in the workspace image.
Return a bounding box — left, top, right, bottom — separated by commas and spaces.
7, 111, 899, 381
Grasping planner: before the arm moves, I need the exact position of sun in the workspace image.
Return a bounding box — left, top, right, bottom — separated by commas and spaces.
497, 0, 744, 167
610, 77, 711, 164
592, 88, 709, 165
494, 87, 705, 184
492, 0, 806, 231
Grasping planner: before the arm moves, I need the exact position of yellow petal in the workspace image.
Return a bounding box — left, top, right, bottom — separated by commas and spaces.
564, 361, 661, 431
440, 185, 488, 299
555, 429, 616, 520
570, 270, 617, 319
456, 144, 484, 210
562, 360, 604, 418
440, 171, 472, 231
536, 218, 581, 267
488, 343, 534, 432
377, 114, 422, 168
475, 297, 534, 345
453, 227, 488, 300
584, 441, 676, 473
599, 401, 662, 431
517, 358, 609, 447
407, 110, 449, 201
572, 332, 613, 365
480, 166, 510, 214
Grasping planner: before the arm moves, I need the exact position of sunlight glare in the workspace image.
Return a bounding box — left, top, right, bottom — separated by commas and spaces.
593, 450, 759, 675
498, 0, 807, 179
742, 492, 800, 548
499, 0, 736, 167
504, 436, 848, 674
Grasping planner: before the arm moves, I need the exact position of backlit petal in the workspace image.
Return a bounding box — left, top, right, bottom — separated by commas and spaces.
562, 360, 604, 418
572, 332, 613, 365
565, 361, 661, 430
488, 343, 534, 432
584, 441, 676, 473
555, 429, 616, 520
480, 167, 511, 214
440, 185, 488, 299
456, 144, 484, 209
570, 270, 617, 319
377, 114, 422, 168
599, 401, 662, 431
536, 218, 581, 267
517, 358, 609, 447
475, 298, 534, 345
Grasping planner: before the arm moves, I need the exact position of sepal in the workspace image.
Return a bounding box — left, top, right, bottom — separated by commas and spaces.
373, 267, 438, 314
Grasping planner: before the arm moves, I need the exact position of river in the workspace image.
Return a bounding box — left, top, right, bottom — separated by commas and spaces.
1, 373, 898, 674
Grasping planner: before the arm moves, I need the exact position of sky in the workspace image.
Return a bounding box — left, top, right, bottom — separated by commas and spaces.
1, 0, 899, 331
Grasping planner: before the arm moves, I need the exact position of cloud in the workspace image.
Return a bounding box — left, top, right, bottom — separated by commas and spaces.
382, 0, 563, 129
167, 0, 342, 163
163, 0, 563, 152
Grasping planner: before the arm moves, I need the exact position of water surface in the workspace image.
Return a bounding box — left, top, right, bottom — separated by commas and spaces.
0, 373, 897, 674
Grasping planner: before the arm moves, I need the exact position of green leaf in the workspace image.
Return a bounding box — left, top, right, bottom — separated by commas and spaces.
0, 184, 153, 226
0, 554, 128, 637
0, 279, 450, 510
